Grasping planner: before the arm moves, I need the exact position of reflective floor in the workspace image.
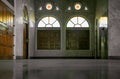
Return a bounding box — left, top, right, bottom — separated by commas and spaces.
0, 59, 120, 79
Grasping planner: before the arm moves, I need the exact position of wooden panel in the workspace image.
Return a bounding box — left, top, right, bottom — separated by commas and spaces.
0, 30, 13, 59
6, 9, 9, 25
37, 30, 61, 50
66, 30, 89, 50
0, 4, 2, 21
0, 1, 14, 59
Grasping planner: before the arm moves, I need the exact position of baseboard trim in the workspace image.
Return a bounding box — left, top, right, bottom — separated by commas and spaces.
16, 56, 120, 59
108, 56, 120, 59
16, 56, 23, 59
30, 56, 95, 59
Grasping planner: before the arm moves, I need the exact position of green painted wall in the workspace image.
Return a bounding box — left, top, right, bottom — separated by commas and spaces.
95, 0, 108, 58
96, 0, 108, 19
34, 0, 98, 57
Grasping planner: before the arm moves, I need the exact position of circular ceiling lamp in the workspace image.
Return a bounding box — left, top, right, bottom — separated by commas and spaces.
74, 3, 81, 10
46, 3, 53, 10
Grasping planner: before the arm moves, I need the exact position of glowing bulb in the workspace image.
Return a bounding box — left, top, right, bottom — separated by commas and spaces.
39, 7, 42, 10
85, 6, 88, 10
46, 3, 52, 10
56, 6, 59, 10
75, 3, 81, 10
68, 6, 71, 10
99, 17, 108, 28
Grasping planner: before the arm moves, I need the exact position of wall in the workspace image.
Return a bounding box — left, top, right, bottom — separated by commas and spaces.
14, 0, 35, 58
96, 0, 108, 19
96, 0, 120, 57
34, 0, 96, 57
14, 0, 120, 58
109, 0, 120, 56
34, 0, 96, 21
95, 0, 108, 58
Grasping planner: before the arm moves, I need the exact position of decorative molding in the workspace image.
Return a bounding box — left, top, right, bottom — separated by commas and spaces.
1, 0, 14, 11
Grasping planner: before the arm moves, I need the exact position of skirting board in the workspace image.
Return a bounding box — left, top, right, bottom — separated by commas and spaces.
108, 56, 120, 59
16, 56, 23, 59
16, 56, 120, 59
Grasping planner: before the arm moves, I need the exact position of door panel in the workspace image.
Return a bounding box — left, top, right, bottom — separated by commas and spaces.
66, 30, 89, 50
23, 23, 29, 59
37, 30, 61, 50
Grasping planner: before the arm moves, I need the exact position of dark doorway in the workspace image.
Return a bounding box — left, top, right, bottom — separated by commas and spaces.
23, 23, 29, 59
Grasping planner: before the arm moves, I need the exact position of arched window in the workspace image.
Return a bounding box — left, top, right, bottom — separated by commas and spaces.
66, 16, 90, 50
37, 16, 61, 50
67, 17, 89, 27
38, 17, 60, 27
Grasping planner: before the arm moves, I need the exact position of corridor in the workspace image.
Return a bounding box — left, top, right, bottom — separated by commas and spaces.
0, 0, 120, 79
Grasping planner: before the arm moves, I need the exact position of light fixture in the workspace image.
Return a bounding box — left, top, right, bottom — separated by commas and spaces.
74, 3, 81, 10
68, 6, 71, 10
99, 17, 108, 28
85, 6, 88, 10
46, 3, 53, 10
39, 7, 42, 10
56, 6, 59, 10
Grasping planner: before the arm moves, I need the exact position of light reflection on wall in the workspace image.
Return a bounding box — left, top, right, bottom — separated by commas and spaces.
0, 13, 14, 27
17, 17, 23, 24
99, 17, 108, 28
0, 17, 2, 22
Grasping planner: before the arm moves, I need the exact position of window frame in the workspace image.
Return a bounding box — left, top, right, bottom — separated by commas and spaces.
67, 16, 89, 28
38, 16, 61, 28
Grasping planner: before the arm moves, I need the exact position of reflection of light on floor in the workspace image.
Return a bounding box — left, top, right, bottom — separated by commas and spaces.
0, 60, 120, 79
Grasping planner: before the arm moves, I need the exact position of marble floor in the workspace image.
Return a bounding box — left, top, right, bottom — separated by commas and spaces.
0, 59, 120, 79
